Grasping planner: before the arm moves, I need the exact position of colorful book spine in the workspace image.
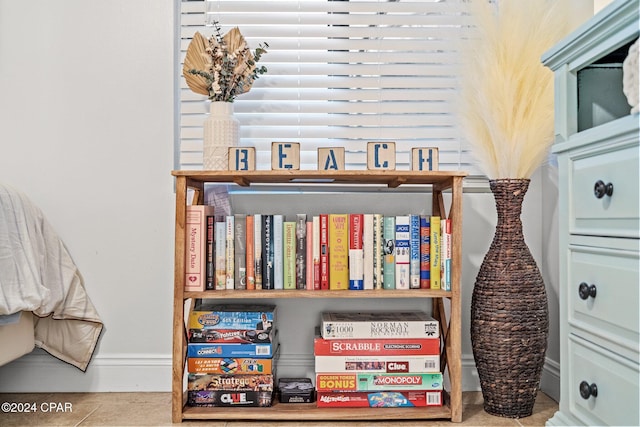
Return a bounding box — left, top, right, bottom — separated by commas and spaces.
187, 357, 276, 375
373, 213, 383, 290
273, 214, 284, 290
206, 214, 215, 290
313, 336, 441, 356
306, 220, 314, 290
215, 217, 226, 290
245, 214, 255, 290
185, 205, 215, 292
261, 214, 274, 290
442, 218, 452, 291
234, 214, 247, 290
316, 390, 442, 408
382, 215, 396, 290
430, 215, 441, 290
295, 214, 307, 290
315, 372, 443, 392
313, 215, 321, 290
283, 221, 296, 290
348, 213, 364, 290
319, 214, 330, 290
314, 354, 440, 373
395, 215, 410, 290
254, 214, 262, 290
409, 214, 421, 289
419, 215, 430, 289
363, 214, 374, 290
225, 215, 235, 290
329, 214, 349, 290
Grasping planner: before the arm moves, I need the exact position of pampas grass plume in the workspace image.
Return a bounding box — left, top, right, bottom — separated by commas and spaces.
457, 0, 572, 179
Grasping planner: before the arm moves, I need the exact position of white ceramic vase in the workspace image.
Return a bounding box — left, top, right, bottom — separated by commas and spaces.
202, 101, 239, 170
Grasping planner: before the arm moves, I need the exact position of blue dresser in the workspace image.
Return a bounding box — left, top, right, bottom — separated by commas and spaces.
542, 1, 639, 426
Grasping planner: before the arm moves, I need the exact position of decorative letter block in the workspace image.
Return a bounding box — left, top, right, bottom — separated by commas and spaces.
411, 148, 439, 171
318, 147, 345, 171
271, 142, 300, 170
367, 142, 396, 170
228, 147, 256, 171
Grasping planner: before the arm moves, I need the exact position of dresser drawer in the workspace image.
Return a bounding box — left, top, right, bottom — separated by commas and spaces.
569, 335, 639, 427
570, 142, 639, 238
568, 244, 639, 357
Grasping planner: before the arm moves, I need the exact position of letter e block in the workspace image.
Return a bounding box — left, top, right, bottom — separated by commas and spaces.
411, 148, 439, 171
271, 142, 300, 170
228, 147, 256, 171
367, 142, 396, 170
318, 147, 345, 171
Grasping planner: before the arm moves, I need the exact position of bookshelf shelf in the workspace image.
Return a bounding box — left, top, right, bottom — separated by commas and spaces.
171, 169, 466, 423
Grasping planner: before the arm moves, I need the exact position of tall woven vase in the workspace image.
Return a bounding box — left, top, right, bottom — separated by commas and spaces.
202, 101, 239, 170
471, 179, 549, 418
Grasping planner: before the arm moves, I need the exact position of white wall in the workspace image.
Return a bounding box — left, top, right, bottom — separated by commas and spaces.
0, 0, 592, 396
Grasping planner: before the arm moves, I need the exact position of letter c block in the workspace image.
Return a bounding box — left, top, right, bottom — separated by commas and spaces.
367, 141, 396, 170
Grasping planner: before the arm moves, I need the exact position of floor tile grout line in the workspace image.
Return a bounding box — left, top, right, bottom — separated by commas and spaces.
74, 404, 101, 427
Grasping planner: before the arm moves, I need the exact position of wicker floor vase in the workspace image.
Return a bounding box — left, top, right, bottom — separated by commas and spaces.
471, 179, 549, 418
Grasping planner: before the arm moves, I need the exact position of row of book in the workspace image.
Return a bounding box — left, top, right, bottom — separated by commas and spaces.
185, 207, 452, 292
314, 311, 443, 408
186, 303, 278, 407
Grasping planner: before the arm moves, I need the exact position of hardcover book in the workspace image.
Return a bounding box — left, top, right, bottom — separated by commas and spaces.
382, 215, 395, 289
409, 214, 421, 289
316, 390, 442, 408
225, 215, 235, 290
348, 213, 364, 290
245, 214, 255, 290
306, 220, 314, 290
419, 215, 430, 289
442, 218, 452, 291
215, 216, 226, 290
314, 354, 440, 373
261, 215, 274, 290
315, 372, 443, 392
312, 215, 321, 289
205, 214, 215, 290
187, 356, 276, 375
185, 205, 215, 292
394, 215, 410, 290
234, 213, 247, 290
430, 216, 441, 290
254, 214, 262, 290
328, 214, 349, 290
273, 214, 284, 290
363, 214, 374, 290
373, 213, 383, 289
321, 311, 439, 339
295, 214, 307, 289
283, 221, 296, 290
319, 214, 329, 290
313, 335, 440, 356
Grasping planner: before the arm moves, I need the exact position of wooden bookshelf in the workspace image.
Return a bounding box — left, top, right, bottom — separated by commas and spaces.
171, 170, 466, 423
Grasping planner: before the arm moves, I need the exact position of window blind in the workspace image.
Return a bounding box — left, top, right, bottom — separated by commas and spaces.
178, 0, 475, 172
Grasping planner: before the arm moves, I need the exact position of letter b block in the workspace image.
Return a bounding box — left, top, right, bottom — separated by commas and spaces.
367, 142, 396, 170
271, 142, 300, 170
228, 147, 256, 171
411, 147, 439, 171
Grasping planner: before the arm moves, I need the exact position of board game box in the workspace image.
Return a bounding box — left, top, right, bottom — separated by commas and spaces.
187, 340, 278, 359
277, 378, 315, 403
187, 356, 276, 374
316, 390, 442, 407
188, 303, 276, 331
315, 372, 443, 392
314, 354, 440, 373
188, 373, 275, 392
313, 334, 440, 356
187, 390, 273, 407
321, 311, 439, 339
188, 328, 276, 344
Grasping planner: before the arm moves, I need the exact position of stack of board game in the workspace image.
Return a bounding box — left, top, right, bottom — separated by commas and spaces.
186, 303, 278, 407
315, 311, 443, 408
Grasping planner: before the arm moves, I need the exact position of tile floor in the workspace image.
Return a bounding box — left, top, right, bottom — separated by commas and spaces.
0, 391, 557, 426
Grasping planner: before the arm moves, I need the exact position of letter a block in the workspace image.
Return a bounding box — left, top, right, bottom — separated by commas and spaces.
411, 147, 439, 171
271, 142, 300, 170
228, 147, 256, 171
367, 142, 396, 170
318, 147, 345, 171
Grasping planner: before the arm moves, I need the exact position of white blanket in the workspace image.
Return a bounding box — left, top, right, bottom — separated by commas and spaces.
0, 184, 103, 371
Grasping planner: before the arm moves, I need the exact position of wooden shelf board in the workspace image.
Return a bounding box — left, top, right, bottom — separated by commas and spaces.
184, 289, 453, 300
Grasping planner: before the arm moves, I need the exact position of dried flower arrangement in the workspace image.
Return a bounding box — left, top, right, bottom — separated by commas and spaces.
183, 21, 268, 102
457, 0, 571, 179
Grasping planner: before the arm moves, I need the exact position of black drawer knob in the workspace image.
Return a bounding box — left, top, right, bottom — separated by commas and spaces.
578, 282, 597, 300
579, 381, 598, 399
594, 180, 614, 199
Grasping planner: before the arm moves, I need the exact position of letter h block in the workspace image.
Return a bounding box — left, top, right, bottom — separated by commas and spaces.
271, 142, 300, 170
228, 147, 256, 171
411, 147, 439, 171
318, 147, 345, 171
367, 142, 396, 170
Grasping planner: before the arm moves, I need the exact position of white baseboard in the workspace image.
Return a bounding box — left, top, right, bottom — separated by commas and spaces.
0, 351, 558, 396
